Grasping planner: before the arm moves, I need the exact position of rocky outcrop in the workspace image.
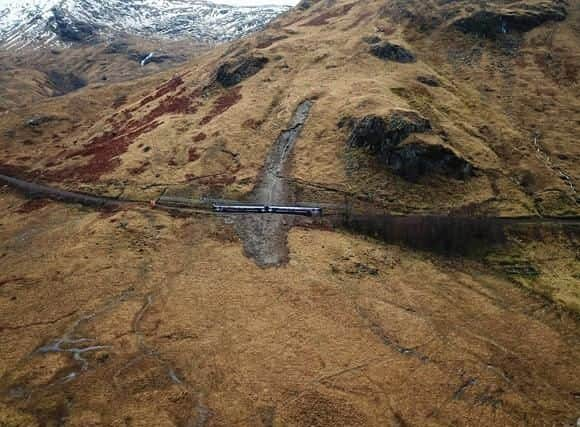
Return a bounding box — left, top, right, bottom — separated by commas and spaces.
215, 56, 269, 87
346, 111, 473, 181
370, 41, 416, 63
389, 138, 474, 181
453, 1, 568, 38
347, 111, 431, 157
47, 8, 99, 43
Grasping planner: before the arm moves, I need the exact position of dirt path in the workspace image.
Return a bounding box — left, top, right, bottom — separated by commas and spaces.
234, 100, 314, 267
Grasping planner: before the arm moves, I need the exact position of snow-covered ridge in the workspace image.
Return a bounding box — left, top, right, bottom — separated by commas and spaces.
0, 0, 291, 50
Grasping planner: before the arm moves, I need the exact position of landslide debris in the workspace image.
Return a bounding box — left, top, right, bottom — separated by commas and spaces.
345, 111, 473, 181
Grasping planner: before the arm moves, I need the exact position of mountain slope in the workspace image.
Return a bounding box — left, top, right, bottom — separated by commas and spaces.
2, 0, 577, 213
0, 36, 208, 110
0, 0, 290, 49
0, 0, 579, 426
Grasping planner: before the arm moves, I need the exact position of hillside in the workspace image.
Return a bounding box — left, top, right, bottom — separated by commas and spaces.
0, 36, 207, 110
0, 0, 579, 425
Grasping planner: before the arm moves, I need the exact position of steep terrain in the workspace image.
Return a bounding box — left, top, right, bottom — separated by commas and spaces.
0, 36, 207, 110
0, 0, 290, 49
0, 0, 579, 425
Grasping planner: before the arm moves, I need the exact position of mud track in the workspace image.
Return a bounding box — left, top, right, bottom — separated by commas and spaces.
234, 100, 314, 267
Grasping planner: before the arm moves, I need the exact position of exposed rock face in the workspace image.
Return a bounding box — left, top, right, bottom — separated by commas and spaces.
390, 139, 474, 181
453, 1, 568, 38
370, 41, 416, 63
347, 111, 431, 157
215, 56, 269, 87
346, 111, 473, 181
47, 8, 99, 43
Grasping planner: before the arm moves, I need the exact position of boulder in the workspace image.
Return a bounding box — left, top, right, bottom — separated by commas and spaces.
215, 56, 269, 87
370, 41, 416, 63
453, 1, 568, 38
346, 111, 473, 181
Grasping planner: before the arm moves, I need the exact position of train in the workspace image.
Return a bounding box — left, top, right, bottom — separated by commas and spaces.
212, 204, 323, 217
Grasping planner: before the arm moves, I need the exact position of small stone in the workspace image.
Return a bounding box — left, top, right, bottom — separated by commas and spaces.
362, 35, 381, 45
417, 75, 440, 87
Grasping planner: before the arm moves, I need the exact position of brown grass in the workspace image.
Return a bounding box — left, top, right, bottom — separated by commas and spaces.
199, 87, 243, 126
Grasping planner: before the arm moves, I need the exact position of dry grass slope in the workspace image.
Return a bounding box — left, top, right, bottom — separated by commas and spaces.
0, 0, 579, 425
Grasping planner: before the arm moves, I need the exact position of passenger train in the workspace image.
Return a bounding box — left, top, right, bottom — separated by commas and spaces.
212, 204, 323, 217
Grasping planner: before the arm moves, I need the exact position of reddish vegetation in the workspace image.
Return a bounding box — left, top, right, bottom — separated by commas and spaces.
302, 3, 355, 26
193, 133, 207, 142
145, 87, 201, 122
139, 75, 185, 108
188, 147, 201, 162
200, 87, 242, 126
5, 73, 201, 183
46, 77, 203, 182
51, 120, 162, 182
16, 199, 50, 214
256, 36, 288, 49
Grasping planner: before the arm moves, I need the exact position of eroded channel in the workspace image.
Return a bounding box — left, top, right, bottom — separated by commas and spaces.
234, 100, 314, 267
